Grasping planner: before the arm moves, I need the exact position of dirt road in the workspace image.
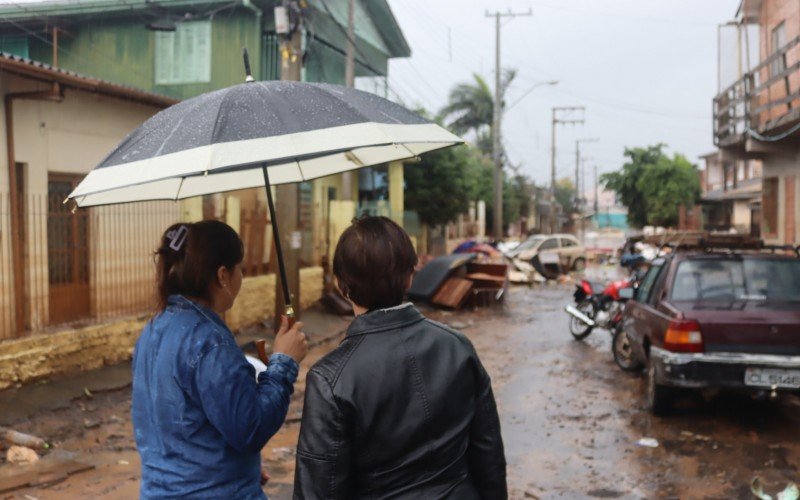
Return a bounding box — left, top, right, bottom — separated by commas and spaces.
3, 282, 800, 499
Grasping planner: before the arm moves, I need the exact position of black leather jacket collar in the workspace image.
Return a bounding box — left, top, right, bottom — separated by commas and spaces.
346, 303, 425, 337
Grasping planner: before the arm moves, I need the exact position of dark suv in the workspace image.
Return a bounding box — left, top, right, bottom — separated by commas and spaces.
616, 242, 800, 414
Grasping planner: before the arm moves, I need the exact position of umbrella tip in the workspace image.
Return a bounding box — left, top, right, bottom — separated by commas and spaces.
242, 47, 255, 83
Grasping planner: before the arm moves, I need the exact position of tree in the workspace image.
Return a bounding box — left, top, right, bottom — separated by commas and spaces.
404, 145, 482, 227
601, 144, 701, 228
438, 70, 517, 155
554, 177, 577, 216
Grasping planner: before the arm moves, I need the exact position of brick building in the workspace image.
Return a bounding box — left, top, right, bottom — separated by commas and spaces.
714, 0, 800, 245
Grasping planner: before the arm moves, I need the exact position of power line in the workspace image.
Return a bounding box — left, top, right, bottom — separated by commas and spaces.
533, 1, 718, 28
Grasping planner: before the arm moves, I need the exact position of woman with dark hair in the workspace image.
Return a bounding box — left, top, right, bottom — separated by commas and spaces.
294, 216, 507, 499
132, 220, 308, 499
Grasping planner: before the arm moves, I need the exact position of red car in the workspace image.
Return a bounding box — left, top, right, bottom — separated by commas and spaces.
615, 243, 800, 415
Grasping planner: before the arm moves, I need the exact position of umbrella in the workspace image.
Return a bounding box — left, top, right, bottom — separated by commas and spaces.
68, 53, 462, 332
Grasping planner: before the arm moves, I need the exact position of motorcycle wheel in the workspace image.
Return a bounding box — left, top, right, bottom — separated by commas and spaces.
568, 300, 595, 340
612, 326, 644, 372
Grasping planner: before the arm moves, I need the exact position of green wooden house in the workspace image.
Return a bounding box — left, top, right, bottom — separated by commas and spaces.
0, 0, 410, 99
0, 0, 412, 307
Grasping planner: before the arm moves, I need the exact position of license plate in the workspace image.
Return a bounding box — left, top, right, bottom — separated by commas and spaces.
744, 368, 800, 389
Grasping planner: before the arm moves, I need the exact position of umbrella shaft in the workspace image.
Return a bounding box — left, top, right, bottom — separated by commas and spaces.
262, 164, 293, 308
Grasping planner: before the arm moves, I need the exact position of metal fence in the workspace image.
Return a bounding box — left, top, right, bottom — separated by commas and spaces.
0, 189, 179, 339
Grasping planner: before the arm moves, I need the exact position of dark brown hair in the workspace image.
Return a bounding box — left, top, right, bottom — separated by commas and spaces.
333, 216, 418, 311
155, 220, 244, 310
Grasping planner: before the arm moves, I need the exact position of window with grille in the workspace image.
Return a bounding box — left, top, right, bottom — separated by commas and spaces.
771, 22, 787, 78
0, 36, 28, 58
155, 21, 212, 85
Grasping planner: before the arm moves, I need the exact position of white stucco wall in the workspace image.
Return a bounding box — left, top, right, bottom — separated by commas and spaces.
0, 73, 177, 337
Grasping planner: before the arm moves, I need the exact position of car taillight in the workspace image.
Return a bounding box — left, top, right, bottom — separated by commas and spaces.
664, 320, 704, 353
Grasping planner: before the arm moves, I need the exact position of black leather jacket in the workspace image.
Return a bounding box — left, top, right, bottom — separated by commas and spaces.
293, 304, 507, 499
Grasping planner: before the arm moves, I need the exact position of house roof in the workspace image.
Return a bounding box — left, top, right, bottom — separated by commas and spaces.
0, 0, 236, 20
0, 0, 411, 59
0, 51, 178, 108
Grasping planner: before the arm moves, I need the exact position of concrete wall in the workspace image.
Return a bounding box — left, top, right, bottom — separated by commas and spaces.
0, 267, 325, 390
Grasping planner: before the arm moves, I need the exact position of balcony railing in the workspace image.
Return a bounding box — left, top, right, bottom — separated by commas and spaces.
714, 35, 800, 146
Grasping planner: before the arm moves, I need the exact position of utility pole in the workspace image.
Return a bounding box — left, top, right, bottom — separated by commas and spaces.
574, 138, 597, 238
341, 0, 355, 201
485, 8, 531, 242
594, 164, 599, 216
550, 106, 585, 233
275, 0, 303, 327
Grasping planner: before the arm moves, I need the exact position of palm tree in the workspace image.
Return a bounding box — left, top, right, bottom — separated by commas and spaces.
439, 70, 517, 155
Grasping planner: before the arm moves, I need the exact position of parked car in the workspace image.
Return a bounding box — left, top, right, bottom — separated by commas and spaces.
615, 244, 800, 415
509, 234, 587, 272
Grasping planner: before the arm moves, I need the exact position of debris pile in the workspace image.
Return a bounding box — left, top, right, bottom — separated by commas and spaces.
408, 254, 508, 310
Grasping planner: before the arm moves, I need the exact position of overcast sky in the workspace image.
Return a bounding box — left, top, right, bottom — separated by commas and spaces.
4, 0, 742, 190
385, 0, 742, 189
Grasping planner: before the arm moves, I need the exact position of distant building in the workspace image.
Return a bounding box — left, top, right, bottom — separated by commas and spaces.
583, 186, 629, 230
699, 151, 762, 235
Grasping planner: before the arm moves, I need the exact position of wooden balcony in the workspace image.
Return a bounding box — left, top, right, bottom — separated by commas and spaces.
714, 35, 800, 148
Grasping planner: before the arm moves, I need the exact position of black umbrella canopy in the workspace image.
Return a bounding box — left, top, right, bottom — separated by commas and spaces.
67, 79, 462, 326
70, 81, 461, 206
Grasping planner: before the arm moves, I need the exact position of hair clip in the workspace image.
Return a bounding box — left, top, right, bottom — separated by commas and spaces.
167, 225, 189, 252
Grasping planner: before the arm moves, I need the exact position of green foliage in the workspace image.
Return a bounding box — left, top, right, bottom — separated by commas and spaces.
554, 178, 577, 215
405, 145, 486, 227
601, 144, 701, 228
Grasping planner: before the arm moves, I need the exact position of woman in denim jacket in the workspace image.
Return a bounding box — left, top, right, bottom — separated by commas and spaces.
132, 220, 308, 499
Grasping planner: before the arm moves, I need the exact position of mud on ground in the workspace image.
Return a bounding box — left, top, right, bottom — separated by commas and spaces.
2, 284, 800, 499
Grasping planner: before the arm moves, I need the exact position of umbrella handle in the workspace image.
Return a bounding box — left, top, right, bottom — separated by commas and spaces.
254, 307, 297, 364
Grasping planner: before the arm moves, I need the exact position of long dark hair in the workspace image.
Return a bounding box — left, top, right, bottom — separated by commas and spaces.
154, 220, 244, 310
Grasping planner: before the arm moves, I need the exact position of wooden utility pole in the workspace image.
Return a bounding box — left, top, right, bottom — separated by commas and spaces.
275, 1, 302, 327
485, 9, 531, 242
549, 106, 585, 233
594, 164, 600, 216
574, 138, 597, 238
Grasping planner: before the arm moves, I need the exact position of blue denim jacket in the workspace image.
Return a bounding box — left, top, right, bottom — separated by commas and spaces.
132, 295, 298, 499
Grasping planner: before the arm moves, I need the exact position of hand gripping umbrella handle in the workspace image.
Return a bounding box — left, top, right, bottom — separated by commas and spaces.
255, 305, 297, 364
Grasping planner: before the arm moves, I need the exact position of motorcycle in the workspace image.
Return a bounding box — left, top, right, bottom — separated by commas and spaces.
564, 254, 645, 341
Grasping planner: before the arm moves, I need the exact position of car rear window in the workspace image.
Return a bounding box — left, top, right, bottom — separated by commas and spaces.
671, 258, 800, 302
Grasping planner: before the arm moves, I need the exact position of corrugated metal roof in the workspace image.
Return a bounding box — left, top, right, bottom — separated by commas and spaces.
0, 0, 237, 19
0, 51, 178, 108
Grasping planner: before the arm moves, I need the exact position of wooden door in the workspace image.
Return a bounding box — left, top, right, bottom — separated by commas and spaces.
48, 174, 90, 324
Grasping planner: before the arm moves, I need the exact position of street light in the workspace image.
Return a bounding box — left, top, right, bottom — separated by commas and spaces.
506, 79, 559, 111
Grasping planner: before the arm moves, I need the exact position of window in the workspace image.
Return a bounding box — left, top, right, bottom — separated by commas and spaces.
155, 21, 211, 85
771, 22, 787, 77
635, 259, 664, 303
539, 238, 559, 250
560, 237, 577, 247
763, 177, 779, 236
0, 36, 28, 58
671, 258, 800, 302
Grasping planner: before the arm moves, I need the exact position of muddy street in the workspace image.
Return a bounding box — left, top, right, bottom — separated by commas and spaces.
492, 284, 800, 499
3, 279, 800, 499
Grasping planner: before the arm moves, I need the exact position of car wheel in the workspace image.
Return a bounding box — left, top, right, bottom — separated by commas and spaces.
646, 361, 673, 415
568, 300, 595, 340
572, 257, 586, 272
612, 327, 644, 372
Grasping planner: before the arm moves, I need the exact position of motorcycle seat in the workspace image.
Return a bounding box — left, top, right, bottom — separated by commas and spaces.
588, 281, 606, 294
